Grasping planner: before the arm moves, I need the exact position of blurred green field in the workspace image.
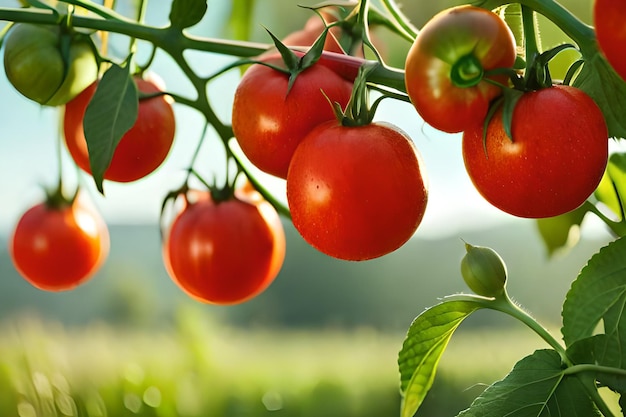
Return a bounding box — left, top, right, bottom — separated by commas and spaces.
0, 307, 556, 417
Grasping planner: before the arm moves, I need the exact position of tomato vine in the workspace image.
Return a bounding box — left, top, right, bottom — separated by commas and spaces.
2, 0, 626, 416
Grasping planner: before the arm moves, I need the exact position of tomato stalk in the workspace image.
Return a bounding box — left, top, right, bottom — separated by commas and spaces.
475, 0, 595, 58
378, 0, 418, 41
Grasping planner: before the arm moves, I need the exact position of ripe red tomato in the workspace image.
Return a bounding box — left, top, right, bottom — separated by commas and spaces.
10, 197, 110, 291
404, 5, 517, 133
63, 74, 176, 182
232, 56, 353, 179
462, 85, 608, 218
286, 121, 428, 261
594, 0, 626, 81
162, 187, 286, 305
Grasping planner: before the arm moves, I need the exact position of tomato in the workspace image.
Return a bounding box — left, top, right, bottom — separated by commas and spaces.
232, 56, 353, 179
64, 74, 176, 182
9, 197, 110, 291
594, 0, 626, 81
286, 121, 428, 261
404, 5, 516, 133
462, 85, 608, 218
162, 188, 286, 305
3, 23, 98, 106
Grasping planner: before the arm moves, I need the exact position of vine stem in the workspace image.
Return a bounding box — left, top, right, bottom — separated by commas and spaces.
475, 0, 596, 57
448, 292, 569, 364
379, 0, 418, 41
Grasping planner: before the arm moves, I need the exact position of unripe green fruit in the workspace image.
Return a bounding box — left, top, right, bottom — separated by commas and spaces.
461, 242, 507, 297
3, 23, 98, 106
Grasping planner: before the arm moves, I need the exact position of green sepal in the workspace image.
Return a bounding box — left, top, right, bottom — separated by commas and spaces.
264, 24, 329, 93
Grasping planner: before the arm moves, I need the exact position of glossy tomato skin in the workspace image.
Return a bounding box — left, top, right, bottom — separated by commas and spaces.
232, 57, 353, 179
10, 198, 110, 291
405, 5, 516, 133
64, 74, 176, 182
594, 0, 626, 81
462, 85, 608, 218
163, 190, 286, 305
286, 121, 428, 261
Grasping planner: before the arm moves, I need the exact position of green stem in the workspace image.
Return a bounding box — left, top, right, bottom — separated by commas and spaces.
582, 200, 626, 237
379, 0, 418, 41
61, 0, 127, 21
450, 292, 569, 365
476, 0, 596, 57
565, 363, 626, 379
522, 5, 539, 66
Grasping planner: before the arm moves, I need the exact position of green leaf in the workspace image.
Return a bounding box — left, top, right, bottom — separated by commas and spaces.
83, 63, 138, 193
169, 0, 208, 30
536, 204, 588, 257
228, 0, 256, 41
573, 52, 626, 140
562, 236, 626, 359
458, 349, 600, 417
398, 300, 482, 417
595, 152, 626, 221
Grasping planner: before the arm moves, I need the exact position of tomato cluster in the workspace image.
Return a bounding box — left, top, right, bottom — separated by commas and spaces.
405, 5, 609, 219
232, 21, 429, 261
1, 2, 616, 300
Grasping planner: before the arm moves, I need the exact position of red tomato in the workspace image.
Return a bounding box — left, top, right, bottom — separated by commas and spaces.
64, 74, 176, 182
162, 188, 286, 305
404, 5, 517, 133
594, 0, 626, 81
462, 85, 608, 218
286, 121, 428, 261
232, 56, 353, 179
10, 197, 110, 291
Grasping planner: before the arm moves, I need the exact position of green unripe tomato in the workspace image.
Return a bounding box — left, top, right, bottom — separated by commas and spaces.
3, 23, 98, 106
460, 242, 507, 297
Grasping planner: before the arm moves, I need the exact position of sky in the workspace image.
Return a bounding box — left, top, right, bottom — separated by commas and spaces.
0, 0, 542, 240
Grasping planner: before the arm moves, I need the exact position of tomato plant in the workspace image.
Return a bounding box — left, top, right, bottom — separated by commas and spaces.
462, 85, 608, 218
3, 23, 98, 106
404, 5, 517, 133
232, 55, 353, 179
10, 196, 109, 292
286, 120, 428, 261
5, 1, 626, 416
63, 73, 176, 183
162, 186, 286, 305
594, 0, 626, 81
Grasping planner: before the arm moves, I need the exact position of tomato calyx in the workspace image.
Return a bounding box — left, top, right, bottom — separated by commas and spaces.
450, 54, 485, 88
327, 63, 380, 127
263, 23, 337, 93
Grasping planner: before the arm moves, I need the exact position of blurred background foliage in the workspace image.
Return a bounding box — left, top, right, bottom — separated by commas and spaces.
0, 0, 605, 416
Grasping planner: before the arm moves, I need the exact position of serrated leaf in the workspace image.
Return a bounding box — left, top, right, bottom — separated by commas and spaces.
595, 153, 626, 220
169, 0, 207, 30
398, 300, 482, 417
536, 204, 588, 257
458, 349, 600, 417
562, 236, 626, 365
573, 53, 626, 140
83, 63, 138, 193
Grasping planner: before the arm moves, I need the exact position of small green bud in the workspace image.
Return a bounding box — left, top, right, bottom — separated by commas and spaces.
461, 242, 507, 297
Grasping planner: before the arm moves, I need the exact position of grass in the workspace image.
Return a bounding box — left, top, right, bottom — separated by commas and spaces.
0, 307, 560, 417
